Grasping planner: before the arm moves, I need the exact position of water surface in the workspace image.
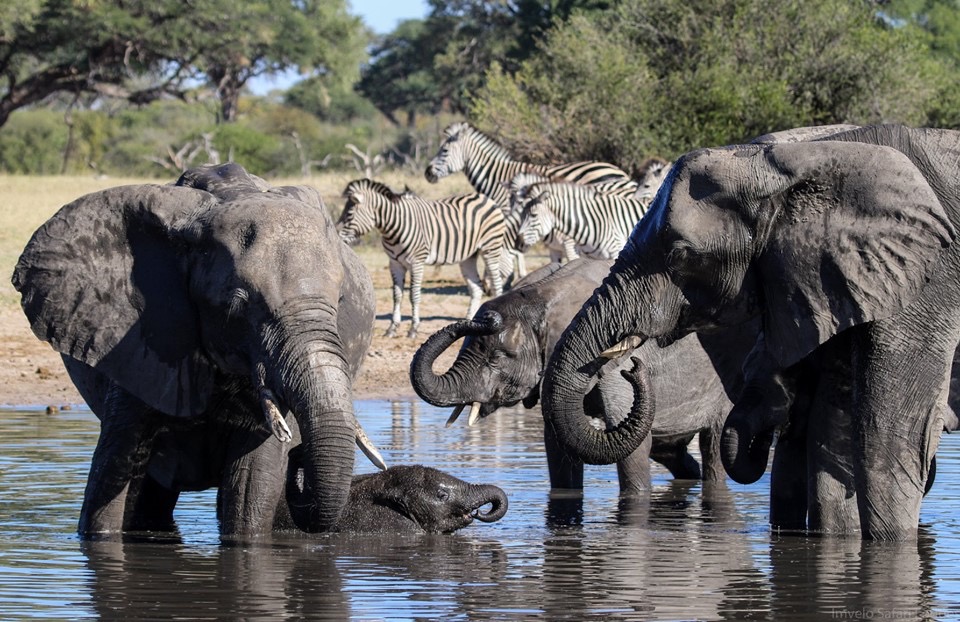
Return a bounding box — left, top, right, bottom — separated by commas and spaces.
2, 400, 959, 620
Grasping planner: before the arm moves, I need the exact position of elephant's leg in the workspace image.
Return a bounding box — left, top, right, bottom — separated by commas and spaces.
459, 256, 484, 320
387, 258, 406, 338
853, 322, 951, 540
807, 348, 859, 535
78, 386, 157, 536
616, 434, 653, 495
649, 434, 700, 480
769, 423, 808, 532
128, 476, 180, 532
408, 261, 425, 338
219, 415, 290, 536
544, 421, 584, 492
699, 417, 726, 484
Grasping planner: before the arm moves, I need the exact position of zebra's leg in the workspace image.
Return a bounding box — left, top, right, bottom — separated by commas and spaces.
387, 259, 406, 338
561, 234, 579, 262
408, 262, 425, 339
514, 249, 527, 279
483, 248, 504, 297
459, 256, 484, 320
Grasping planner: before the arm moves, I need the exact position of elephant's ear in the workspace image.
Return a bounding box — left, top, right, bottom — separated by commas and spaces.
755, 141, 955, 367
12, 184, 218, 417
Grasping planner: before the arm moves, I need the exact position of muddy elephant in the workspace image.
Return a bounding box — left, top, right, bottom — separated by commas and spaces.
13, 163, 379, 536
542, 125, 960, 540
411, 258, 754, 493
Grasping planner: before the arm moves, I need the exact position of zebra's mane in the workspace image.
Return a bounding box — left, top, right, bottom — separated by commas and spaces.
445, 122, 514, 161
344, 178, 402, 202
528, 179, 599, 201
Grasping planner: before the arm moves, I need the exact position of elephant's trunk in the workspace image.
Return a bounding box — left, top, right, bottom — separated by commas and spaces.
469, 484, 508, 523
262, 300, 357, 532
541, 262, 662, 465
409, 310, 504, 406
720, 387, 777, 484
721, 356, 798, 484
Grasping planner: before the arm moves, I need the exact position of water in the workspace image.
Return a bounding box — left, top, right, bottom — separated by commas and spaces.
2, 400, 960, 620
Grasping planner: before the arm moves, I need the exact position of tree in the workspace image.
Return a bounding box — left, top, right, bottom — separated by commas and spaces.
471, 0, 941, 169
0, 0, 366, 128
357, 0, 608, 126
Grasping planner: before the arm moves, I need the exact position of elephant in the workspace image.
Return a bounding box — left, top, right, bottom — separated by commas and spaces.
410, 258, 754, 493
541, 124, 960, 540
283, 463, 508, 534
12, 163, 381, 537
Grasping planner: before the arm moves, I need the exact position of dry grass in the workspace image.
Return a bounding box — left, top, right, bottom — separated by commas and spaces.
0, 170, 474, 307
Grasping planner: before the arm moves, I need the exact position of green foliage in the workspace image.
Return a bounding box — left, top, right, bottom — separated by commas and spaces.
0, 109, 67, 174
471, 0, 943, 168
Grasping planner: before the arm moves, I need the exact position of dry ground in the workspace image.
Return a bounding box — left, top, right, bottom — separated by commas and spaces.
0, 173, 551, 409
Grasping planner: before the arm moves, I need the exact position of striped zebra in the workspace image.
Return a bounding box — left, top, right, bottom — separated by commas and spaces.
336, 179, 507, 338
516, 181, 649, 260
634, 157, 673, 203
425, 122, 637, 272
505, 171, 640, 258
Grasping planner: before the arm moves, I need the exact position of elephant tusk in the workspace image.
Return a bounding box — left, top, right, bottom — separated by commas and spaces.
355, 423, 388, 471
259, 388, 293, 443
467, 402, 483, 427
446, 404, 466, 427
600, 335, 644, 359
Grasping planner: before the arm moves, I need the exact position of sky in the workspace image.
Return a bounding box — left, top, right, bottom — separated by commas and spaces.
249, 0, 429, 94
350, 0, 430, 34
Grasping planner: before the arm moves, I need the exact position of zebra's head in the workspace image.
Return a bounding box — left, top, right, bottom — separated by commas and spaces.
516, 184, 555, 251
425, 122, 470, 183
505, 172, 549, 214
634, 157, 673, 203
336, 178, 400, 244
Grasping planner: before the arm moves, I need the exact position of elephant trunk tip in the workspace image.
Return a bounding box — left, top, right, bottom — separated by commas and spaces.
472, 487, 508, 523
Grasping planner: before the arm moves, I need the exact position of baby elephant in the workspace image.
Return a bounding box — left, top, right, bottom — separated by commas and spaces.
283, 463, 509, 534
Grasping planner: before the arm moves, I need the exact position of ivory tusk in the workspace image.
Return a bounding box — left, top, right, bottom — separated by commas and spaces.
259, 388, 293, 443
467, 401, 483, 427
355, 424, 387, 471
446, 404, 466, 427
600, 335, 644, 359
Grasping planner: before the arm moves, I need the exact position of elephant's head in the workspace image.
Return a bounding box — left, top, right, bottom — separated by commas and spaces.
13, 163, 376, 531
541, 126, 955, 468
294, 465, 509, 534
410, 259, 612, 426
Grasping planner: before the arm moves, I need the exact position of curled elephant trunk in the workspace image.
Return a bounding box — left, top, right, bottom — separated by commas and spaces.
540, 264, 658, 465
720, 387, 776, 484
409, 310, 503, 406
470, 484, 509, 523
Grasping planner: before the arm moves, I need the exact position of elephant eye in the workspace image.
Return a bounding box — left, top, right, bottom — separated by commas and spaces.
437, 488, 450, 502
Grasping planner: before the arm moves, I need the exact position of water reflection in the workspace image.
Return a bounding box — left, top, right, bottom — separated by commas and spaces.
1, 401, 960, 620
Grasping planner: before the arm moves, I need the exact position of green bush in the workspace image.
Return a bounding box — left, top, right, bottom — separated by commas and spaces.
0, 109, 68, 174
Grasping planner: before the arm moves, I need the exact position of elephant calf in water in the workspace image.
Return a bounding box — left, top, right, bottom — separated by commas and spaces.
411, 258, 754, 494
282, 462, 508, 534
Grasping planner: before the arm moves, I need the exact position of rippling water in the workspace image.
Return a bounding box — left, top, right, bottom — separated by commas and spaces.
2, 400, 960, 620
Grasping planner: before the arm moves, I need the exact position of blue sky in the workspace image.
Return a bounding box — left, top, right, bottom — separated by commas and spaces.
249, 0, 428, 94
351, 0, 429, 34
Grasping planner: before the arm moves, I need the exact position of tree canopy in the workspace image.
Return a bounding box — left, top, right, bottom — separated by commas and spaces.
0, 0, 367, 127
470, 0, 944, 169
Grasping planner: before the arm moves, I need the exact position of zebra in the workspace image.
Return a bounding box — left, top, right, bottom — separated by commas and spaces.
425, 122, 638, 272
633, 157, 673, 203
336, 178, 507, 338
516, 180, 649, 260
504, 171, 640, 259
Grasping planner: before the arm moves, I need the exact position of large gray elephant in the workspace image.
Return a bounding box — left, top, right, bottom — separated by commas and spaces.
12, 163, 378, 536
541, 124, 960, 540
410, 258, 753, 493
